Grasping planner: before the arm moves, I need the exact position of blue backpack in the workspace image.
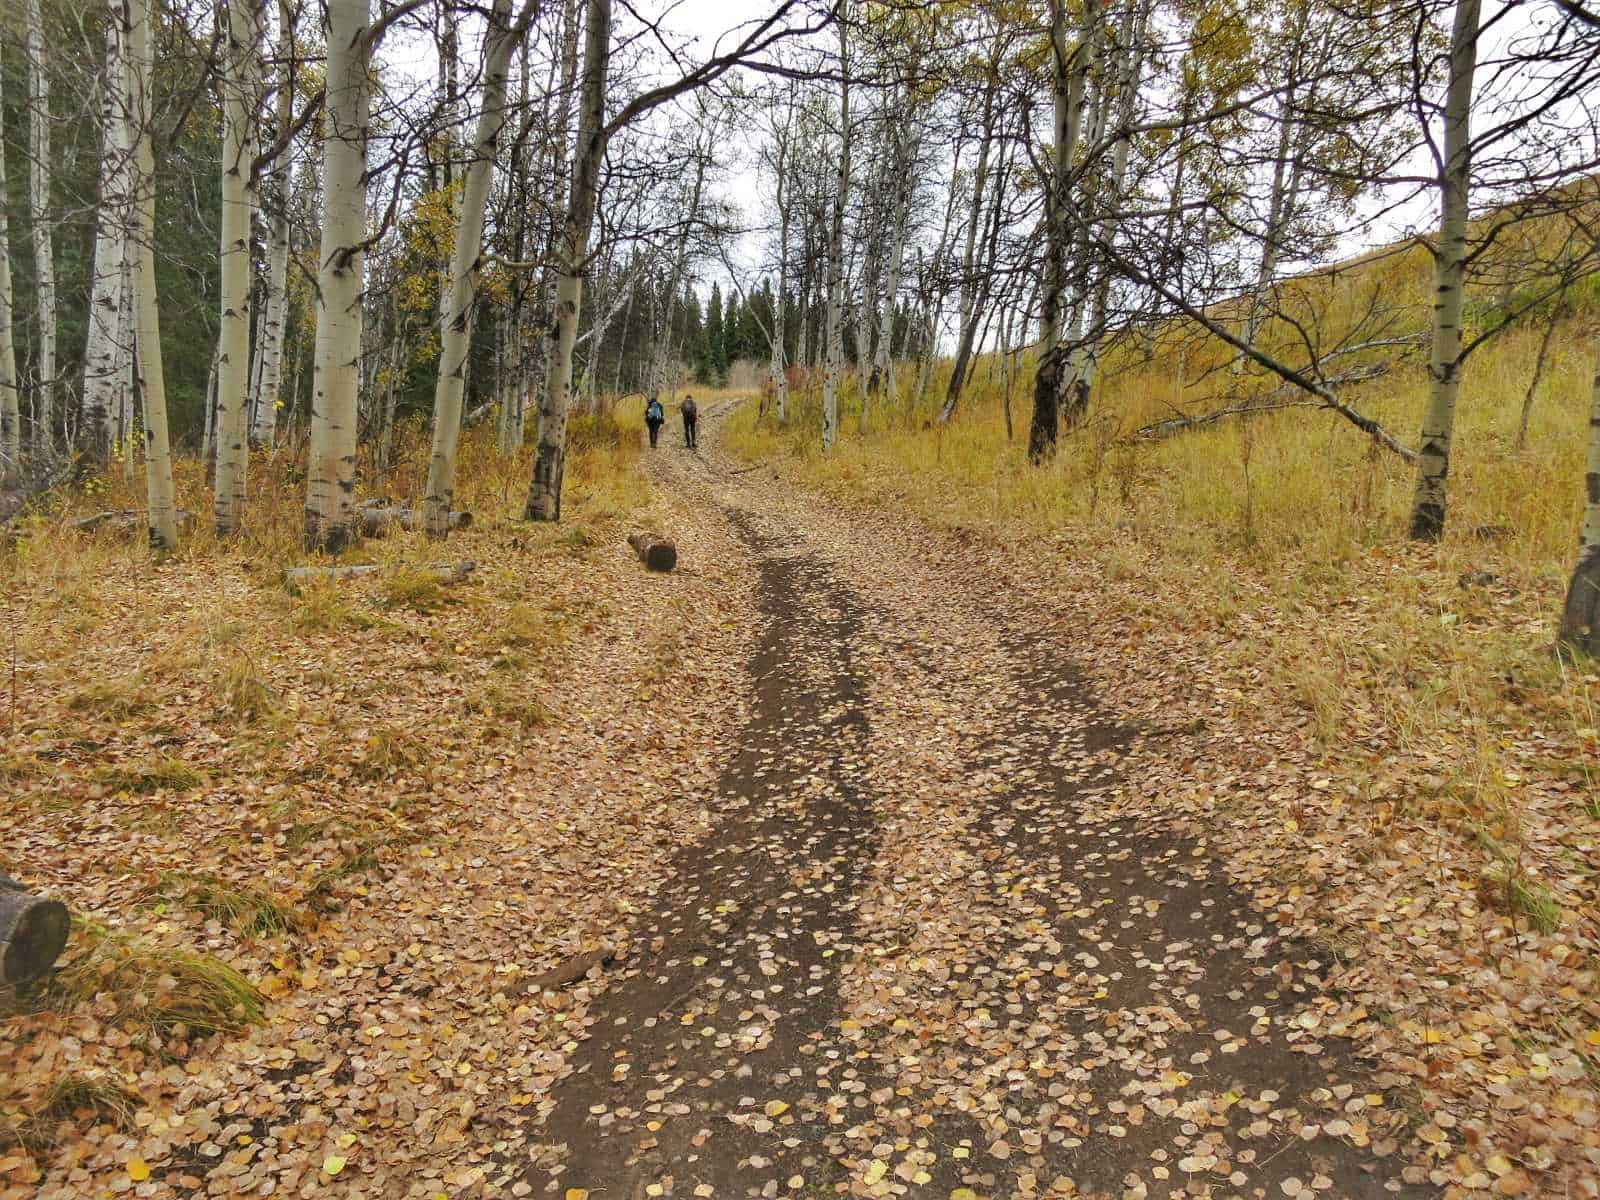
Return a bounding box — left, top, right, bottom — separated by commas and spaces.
646, 400, 663, 422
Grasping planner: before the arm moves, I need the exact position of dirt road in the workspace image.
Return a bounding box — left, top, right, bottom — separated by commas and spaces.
529, 401, 1433, 1200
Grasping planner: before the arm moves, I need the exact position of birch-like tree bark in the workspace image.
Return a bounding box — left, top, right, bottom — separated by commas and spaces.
423, 0, 532, 538
213, 0, 265, 537
83, 3, 134, 465
821, 13, 850, 453
304, 0, 373, 550
0, 94, 19, 487
1408, 0, 1480, 541
766, 93, 794, 423
939, 70, 998, 422
1074, 0, 1149, 410
25, 0, 55, 449
1559, 342, 1600, 656
1028, 0, 1096, 463
524, 0, 610, 522
870, 116, 915, 401
250, 0, 295, 448
128, 0, 179, 549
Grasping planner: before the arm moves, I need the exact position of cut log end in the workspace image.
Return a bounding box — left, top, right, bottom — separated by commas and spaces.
0, 876, 69, 986
628, 531, 677, 573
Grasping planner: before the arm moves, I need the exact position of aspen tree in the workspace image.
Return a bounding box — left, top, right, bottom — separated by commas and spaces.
0, 93, 18, 488
1408, 0, 1481, 541
1559, 341, 1600, 655
214, 0, 266, 537
83, 1, 135, 465
250, 0, 296, 449
821, 11, 850, 453
525, 0, 611, 522
423, 0, 538, 538
128, 0, 180, 549
25, 0, 55, 449
304, 0, 374, 550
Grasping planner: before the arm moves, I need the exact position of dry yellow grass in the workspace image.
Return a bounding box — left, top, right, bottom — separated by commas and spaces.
725, 267, 1600, 853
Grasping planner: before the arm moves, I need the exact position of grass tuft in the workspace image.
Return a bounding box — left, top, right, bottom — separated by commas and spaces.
65, 674, 154, 718
91, 754, 203, 795
156, 872, 305, 936
34, 922, 265, 1037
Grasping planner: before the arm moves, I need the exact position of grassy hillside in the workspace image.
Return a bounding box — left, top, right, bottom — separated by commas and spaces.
727, 239, 1599, 910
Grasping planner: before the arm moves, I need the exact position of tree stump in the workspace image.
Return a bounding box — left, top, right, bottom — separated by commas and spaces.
0, 872, 69, 986
628, 531, 677, 572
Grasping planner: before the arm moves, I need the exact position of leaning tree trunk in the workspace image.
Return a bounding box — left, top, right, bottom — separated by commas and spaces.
1558, 344, 1600, 656
25, 0, 55, 450
524, 0, 610, 523
250, 0, 294, 449
423, 0, 526, 538
940, 79, 997, 423
213, 0, 264, 537
1029, 0, 1096, 463
1408, 0, 1480, 542
304, 0, 372, 551
128, 0, 179, 550
0, 71, 22, 488
821, 15, 851, 453
82, 3, 134, 466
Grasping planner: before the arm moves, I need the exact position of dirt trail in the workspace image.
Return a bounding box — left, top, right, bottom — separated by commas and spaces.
532, 399, 1433, 1200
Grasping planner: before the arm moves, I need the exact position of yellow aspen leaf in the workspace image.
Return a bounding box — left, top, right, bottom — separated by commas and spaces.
566, 1191, 590, 1200
764, 1100, 789, 1117
864, 1160, 887, 1184
322, 1154, 347, 1176
335, 1132, 357, 1149
127, 1158, 150, 1182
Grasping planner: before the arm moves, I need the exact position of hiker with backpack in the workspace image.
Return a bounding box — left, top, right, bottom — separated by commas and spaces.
682, 395, 699, 449
644, 396, 664, 448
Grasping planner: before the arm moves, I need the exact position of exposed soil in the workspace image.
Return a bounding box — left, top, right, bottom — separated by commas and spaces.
531, 402, 1436, 1200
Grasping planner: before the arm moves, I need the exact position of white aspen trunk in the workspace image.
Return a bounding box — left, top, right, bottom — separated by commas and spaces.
1558, 343, 1600, 655
1077, 0, 1149, 405
25, 0, 55, 449
119, 255, 136, 482
649, 146, 706, 406
128, 0, 179, 548
771, 155, 790, 424
1408, 0, 1480, 541
0, 90, 18, 487
213, 0, 264, 536
821, 13, 851, 453
423, 0, 523, 538
524, 0, 609, 522
251, 0, 294, 448
939, 78, 998, 423
872, 120, 915, 402
304, 0, 372, 551
1028, 0, 1096, 463
530, 0, 582, 423
83, 3, 133, 464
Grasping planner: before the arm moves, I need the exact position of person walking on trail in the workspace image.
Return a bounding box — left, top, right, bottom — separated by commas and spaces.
645, 396, 664, 448
682, 395, 699, 449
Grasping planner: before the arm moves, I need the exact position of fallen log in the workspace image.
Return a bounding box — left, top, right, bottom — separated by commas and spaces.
0, 872, 69, 987
71, 508, 198, 533
282, 560, 477, 591
356, 504, 473, 536
627, 531, 677, 573
514, 942, 620, 996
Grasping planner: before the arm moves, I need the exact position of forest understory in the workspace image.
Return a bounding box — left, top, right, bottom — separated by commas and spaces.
0, 396, 1594, 1199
